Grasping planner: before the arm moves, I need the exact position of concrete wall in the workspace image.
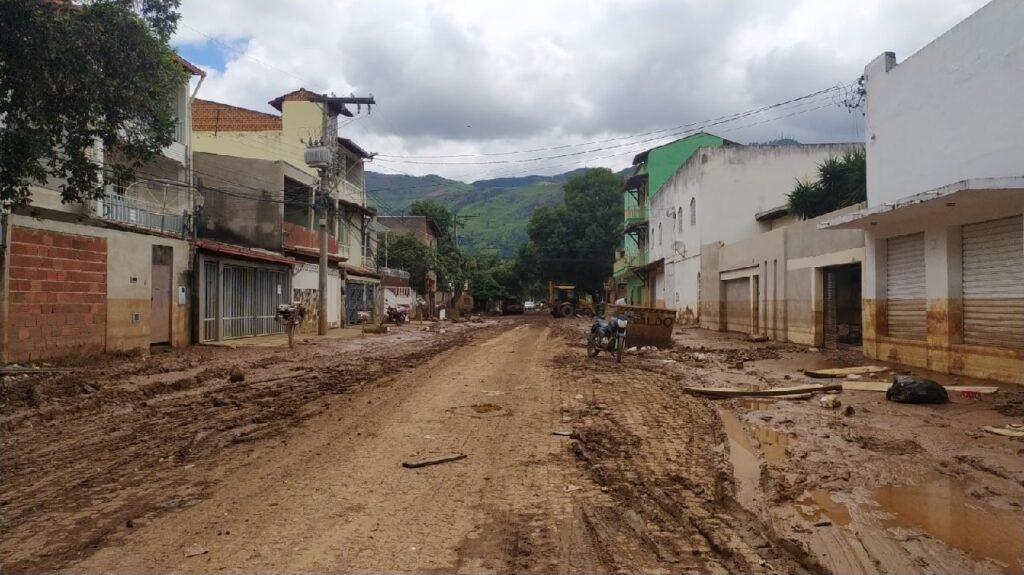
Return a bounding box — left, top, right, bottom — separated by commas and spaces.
651, 143, 862, 320
858, 194, 1023, 384
700, 205, 866, 345
3, 215, 191, 361
194, 152, 291, 251
864, 0, 1024, 206
857, 0, 1024, 384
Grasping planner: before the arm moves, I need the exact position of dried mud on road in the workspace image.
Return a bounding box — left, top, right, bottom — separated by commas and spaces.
2, 315, 1023, 574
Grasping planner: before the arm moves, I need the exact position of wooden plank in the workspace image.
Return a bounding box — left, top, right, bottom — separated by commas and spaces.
982, 425, 1024, 438
805, 366, 889, 378
681, 383, 841, 398
842, 381, 1000, 394
402, 452, 466, 468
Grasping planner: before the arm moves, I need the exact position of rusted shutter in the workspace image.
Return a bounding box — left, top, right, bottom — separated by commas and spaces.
962, 215, 1024, 349
886, 233, 926, 340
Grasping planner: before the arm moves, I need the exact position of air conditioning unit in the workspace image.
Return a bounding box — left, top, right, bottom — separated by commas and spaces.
304, 145, 331, 169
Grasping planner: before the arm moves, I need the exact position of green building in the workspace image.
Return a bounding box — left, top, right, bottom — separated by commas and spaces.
612, 132, 730, 305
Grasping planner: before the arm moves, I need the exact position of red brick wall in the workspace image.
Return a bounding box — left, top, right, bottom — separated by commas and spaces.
6, 227, 107, 362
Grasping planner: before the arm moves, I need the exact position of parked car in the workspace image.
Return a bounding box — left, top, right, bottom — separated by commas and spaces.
523, 300, 537, 311
502, 297, 525, 315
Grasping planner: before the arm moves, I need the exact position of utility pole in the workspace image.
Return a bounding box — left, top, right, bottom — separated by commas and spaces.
317, 100, 331, 336
305, 92, 375, 336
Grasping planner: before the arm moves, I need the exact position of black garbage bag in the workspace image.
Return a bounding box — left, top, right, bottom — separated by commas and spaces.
886, 375, 949, 404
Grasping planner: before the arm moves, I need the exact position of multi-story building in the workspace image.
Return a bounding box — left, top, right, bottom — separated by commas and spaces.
1, 56, 205, 361
613, 133, 732, 305
823, 0, 1023, 384
190, 89, 380, 339
650, 144, 862, 324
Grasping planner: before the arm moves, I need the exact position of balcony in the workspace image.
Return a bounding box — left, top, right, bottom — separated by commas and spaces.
102, 192, 188, 235
624, 206, 648, 227
625, 252, 648, 269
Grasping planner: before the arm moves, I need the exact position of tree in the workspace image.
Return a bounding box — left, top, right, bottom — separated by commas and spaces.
516, 168, 623, 295
0, 0, 186, 209
384, 234, 436, 292
786, 149, 866, 220
408, 198, 455, 245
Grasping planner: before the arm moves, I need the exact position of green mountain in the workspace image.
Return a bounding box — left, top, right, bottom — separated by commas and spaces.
366, 168, 633, 257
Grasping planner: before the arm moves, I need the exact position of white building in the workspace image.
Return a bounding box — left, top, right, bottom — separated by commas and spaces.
824, 0, 1024, 384
648, 144, 861, 322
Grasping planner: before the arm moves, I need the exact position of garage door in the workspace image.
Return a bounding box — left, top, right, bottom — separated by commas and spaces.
886, 233, 926, 340
724, 277, 751, 334
201, 259, 289, 341
962, 215, 1024, 348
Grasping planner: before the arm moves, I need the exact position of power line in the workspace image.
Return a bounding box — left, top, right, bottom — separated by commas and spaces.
376, 83, 849, 161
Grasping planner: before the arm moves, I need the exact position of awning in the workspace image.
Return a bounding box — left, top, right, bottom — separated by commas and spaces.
197, 239, 298, 265
819, 177, 1024, 232
623, 173, 648, 190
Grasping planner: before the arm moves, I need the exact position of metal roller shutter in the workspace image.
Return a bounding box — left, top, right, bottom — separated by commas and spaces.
886, 233, 926, 340
724, 278, 751, 334
962, 215, 1024, 349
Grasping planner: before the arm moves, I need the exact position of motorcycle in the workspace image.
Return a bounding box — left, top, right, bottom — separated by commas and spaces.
385, 304, 409, 325
586, 315, 628, 363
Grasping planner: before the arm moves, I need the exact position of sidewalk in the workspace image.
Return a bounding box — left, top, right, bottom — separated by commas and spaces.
201, 326, 369, 348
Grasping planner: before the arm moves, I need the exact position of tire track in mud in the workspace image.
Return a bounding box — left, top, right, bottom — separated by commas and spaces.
0, 324, 492, 573
547, 320, 820, 574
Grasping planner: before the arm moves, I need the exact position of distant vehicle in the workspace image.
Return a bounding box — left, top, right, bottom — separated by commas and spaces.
547, 281, 595, 318
523, 300, 537, 311
502, 297, 525, 315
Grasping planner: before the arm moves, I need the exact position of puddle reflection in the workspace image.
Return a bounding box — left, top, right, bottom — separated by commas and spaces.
873, 478, 1024, 575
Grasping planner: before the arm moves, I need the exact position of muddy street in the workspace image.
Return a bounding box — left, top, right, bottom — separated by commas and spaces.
2, 316, 1023, 574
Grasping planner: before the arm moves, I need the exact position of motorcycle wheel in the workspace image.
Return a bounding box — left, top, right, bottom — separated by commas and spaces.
615, 335, 624, 363
586, 334, 599, 357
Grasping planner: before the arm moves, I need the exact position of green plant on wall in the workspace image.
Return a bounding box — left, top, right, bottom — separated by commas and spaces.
787, 149, 866, 220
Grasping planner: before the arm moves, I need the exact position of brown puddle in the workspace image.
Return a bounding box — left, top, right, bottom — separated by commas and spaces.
719, 408, 761, 510
872, 478, 1024, 575
719, 408, 792, 511
794, 490, 852, 526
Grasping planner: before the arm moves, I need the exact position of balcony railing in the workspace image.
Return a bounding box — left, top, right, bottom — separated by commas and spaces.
102, 192, 188, 235
625, 252, 648, 268
624, 206, 649, 226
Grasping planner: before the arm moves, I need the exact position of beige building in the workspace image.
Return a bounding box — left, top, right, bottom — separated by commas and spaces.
700, 205, 866, 349
190, 89, 381, 334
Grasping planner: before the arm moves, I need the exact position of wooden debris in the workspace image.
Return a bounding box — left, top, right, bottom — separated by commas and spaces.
681, 383, 842, 399
551, 431, 575, 437
0, 367, 72, 374
402, 452, 467, 469
842, 381, 999, 394
982, 424, 1024, 438
805, 366, 889, 379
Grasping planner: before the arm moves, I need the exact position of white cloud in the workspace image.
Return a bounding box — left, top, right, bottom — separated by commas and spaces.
174, 0, 989, 180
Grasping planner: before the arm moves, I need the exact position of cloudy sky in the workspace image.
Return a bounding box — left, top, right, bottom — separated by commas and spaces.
173, 0, 987, 182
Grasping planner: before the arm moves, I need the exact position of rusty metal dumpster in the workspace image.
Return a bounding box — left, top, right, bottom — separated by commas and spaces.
604, 304, 677, 348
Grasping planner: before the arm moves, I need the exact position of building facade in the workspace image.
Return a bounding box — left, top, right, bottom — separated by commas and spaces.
649, 143, 862, 323
1, 57, 204, 362
613, 133, 731, 305
823, 0, 1024, 384
191, 90, 381, 337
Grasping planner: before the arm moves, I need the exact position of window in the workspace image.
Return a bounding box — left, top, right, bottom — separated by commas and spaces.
689, 197, 697, 226
677, 207, 683, 231
658, 222, 663, 246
